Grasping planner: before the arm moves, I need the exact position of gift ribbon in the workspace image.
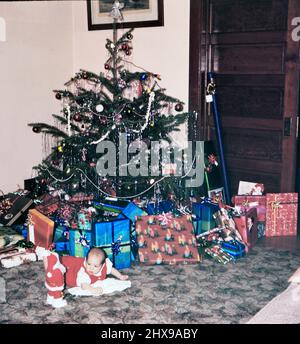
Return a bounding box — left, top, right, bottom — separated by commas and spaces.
96, 221, 130, 267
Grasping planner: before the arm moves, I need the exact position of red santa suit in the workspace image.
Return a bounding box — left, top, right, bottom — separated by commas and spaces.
60, 256, 113, 287
44, 251, 67, 308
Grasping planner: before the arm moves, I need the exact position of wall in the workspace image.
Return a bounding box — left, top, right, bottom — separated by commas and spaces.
72, 0, 190, 147
0, 1, 73, 193
0, 0, 190, 193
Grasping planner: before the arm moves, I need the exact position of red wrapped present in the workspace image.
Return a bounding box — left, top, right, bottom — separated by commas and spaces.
35, 194, 61, 216
232, 195, 266, 223
233, 208, 258, 252
136, 214, 201, 265
265, 193, 298, 237
27, 209, 55, 248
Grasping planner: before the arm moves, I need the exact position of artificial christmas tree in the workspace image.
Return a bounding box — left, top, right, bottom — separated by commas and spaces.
28, 4, 192, 204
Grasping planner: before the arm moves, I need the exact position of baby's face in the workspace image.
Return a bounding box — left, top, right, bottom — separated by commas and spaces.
86, 254, 103, 275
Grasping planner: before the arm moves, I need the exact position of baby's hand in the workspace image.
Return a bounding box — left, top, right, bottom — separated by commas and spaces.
119, 274, 129, 281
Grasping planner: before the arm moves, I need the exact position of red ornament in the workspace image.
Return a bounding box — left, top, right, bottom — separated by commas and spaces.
73, 113, 82, 122
175, 103, 184, 112
104, 64, 110, 70
55, 93, 62, 100
125, 49, 132, 56
32, 126, 41, 133
121, 43, 128, 51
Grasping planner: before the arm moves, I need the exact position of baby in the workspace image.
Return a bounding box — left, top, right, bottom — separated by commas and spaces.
61, 247, 129, 296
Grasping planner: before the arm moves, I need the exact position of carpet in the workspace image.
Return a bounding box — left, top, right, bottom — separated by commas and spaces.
247, 283, 300, 324
1, 242, 300, 324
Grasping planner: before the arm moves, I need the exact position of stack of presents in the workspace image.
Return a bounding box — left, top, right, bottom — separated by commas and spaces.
0, 180, 298, 269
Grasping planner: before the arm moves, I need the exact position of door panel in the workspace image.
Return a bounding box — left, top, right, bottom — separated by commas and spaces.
189, 0, 300, 194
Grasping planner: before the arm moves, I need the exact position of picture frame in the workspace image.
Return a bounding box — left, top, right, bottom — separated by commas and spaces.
86, 0, 164, 31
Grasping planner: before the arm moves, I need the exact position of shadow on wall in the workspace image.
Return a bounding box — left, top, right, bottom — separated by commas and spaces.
0, 17, 6, 42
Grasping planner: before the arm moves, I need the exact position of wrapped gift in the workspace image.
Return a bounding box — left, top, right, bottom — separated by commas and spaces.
233, 208, 258, 251
69, 228, 92, 258
53, 225, 69, 243
120, 202, 147, 223
146, 200, 174, 215
27, 209, 55, 249
136, 214, 201, 265
0, 226, 25, 250
12, 224, 28, 239
232, 195, 266, 223
0, 191, 33, 226
92, 217, 131, 270
220, 240, 246, 258
93, 200, 129, 215
238, 181, 264, 196
35, 194, 61, 217
54, 241, 70, 253
192, 199, 219, 235
1, 251, 38, 268
77, 207, 97, 230
204, 245, 233, 264
265, 193, 298, 237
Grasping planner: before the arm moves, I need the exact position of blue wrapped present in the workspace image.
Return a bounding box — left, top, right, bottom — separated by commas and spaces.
92, 217, 131, 270
192, 199, 219, 235
54, 241, 70, 253
146, 200, 174, 215
221, 241, 245, 259
12, 224, 28, 239
93, 200, 129, 214
53, 225, 69, 243
69, 228, 92, 258
120, 202, 147, 222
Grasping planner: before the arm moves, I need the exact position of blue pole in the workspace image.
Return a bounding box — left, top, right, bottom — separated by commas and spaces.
207, 72, 231, 204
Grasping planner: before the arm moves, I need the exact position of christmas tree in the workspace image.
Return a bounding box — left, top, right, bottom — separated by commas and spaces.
28, 3, 192, 202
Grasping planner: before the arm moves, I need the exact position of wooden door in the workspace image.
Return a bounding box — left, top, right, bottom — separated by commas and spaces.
189, 0, 300, 193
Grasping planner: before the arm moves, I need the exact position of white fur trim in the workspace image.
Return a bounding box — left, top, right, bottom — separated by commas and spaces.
76, 266, 91, 287
47, 272, 52, 278
45, 281, 64, 292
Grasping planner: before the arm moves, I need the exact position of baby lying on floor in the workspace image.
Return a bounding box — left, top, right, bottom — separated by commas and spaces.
40, 247, 131, 308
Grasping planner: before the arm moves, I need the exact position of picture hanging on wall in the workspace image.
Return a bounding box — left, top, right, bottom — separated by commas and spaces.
87, 0, 164, 30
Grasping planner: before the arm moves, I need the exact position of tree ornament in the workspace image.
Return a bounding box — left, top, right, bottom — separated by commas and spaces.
73, 113, 82, 122
126, 33, 133, 40
175, 103, 184, 112
118, 79, 127, 89
125, 49, 132, 56
57, 146, 63, 153
140, 73, 148, 81
65, 166, 72, 175
104, 63, 110, 70
95, 104, 104, 113
32, 126, 41, 133
121, 43, 128, 51
106, 42, 115, 50
55, 93, 62, 100
82, 72, 88, 79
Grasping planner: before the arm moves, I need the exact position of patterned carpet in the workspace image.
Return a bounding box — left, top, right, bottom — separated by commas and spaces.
1, 242, 300, 324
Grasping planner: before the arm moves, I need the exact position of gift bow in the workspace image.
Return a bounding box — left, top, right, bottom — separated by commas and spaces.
158, 212, 173, 225
242, 200, 259, 207
111, 239, 122, 256
270, 201, 282, 211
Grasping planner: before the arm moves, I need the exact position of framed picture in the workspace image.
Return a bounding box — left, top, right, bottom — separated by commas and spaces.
208, 187, 224, 203
87, 0, 164, 31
